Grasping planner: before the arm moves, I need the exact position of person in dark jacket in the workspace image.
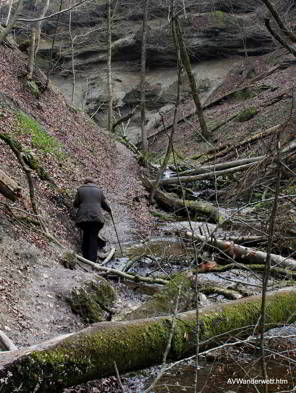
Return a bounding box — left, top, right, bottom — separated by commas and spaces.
73, 178, 112, 262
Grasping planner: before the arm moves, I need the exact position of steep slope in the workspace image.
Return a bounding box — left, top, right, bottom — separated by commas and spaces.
0, 44, 155, 346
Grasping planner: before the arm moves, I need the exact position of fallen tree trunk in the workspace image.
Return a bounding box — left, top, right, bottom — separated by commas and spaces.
195, 124, 282, 163
197, 262, 296, 280
154, 186, 222, 223
159, 162, 259, 185
0, 289, 295, 392
186, 232, 296, 270
179, 156, 265, 177
143, 176, 222, 223
0, 169, 21, 202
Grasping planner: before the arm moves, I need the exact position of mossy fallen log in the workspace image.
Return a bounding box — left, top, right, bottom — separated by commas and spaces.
1, 289, 296, 392
142, 176, 222, 223
155, 188, 222, 223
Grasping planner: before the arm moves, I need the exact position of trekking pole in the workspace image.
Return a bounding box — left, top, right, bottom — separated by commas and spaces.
110, 212, 123, 256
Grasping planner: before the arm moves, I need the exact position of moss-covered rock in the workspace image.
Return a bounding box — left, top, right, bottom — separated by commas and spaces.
67, 279, 116, 323
60, 252, 77, 270
126, 272, 194, 320
236, 107, 258, 122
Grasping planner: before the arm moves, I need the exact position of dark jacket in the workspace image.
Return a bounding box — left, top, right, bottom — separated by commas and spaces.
73, 183, 111, 224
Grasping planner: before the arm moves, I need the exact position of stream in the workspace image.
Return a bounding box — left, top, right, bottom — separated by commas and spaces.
126, 355, 296, 393
103, 237, 296, 393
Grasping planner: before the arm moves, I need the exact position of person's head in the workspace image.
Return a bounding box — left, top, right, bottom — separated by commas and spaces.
84, 177, 95, 184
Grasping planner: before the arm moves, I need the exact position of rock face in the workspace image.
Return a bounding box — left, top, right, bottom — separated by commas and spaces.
10, 0, 292, 133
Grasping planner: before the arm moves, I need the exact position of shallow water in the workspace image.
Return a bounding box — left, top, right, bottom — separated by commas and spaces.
126, 356, 296, 393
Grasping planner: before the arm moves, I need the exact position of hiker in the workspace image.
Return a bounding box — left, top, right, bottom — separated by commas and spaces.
73, 178, 112, 262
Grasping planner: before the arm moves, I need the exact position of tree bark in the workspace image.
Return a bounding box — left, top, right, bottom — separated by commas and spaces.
150, 18, 181, 203
107, 0, 113, 132
143, 177, 222, 223
0, 331, 17, 351
159, 162, 259, 185
46, 0, 64, 87
260, 0, 296, 43
264, 18, 296, 58
0, 169, 20, 202
0, 0, 23, 44
0, 289, 295, 392
179, 156, 265, 177
186, 232, 296, 270
0, 133, 48, 233
77, 254, 169, 285
27, 26, 36, 80
28, 0, 50, 80
140, 0, 150, 151
69, 10, 76, 104
198, 124, 283, 163
5, 0, 14, 26
174, 16, 210, 140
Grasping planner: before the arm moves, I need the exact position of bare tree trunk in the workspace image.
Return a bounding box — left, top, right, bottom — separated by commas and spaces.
69, 10, 76, 104
259, 135, 282, 393
34, 0, 50, 56
150, 16, 181, 203
46, 0, 64, 87
140, 0, 150, 151
27, 26, 36, 80
260, 0, 296, 43
0, 0, 23, 44
0, 133, 48, 233
173, 15, 210, 141
0, 289, 295, 393
107, 0, 113, 132
5, 0, 14, 26
159, 162, 261, 185
264, 18, 296, 58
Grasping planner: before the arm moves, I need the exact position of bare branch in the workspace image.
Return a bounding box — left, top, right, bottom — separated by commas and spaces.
17, 0, 92, 23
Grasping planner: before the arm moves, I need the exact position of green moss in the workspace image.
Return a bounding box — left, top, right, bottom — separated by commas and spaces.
149, 209, 179, 222
236, 107, 258, 122
67, 280, 116, 323
211, 10, 226, 24
232, 87, 256, 101
16, 111, 65, 159
200, 292, 296, 345
60, 252, 77, 270
283, 184, 296, 194
2, 291, 296, 392
26, 80, 41, 98
126, 272, 194, 320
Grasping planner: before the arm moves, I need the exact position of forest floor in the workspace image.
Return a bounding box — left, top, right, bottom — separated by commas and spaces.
0, 44, 157, 348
